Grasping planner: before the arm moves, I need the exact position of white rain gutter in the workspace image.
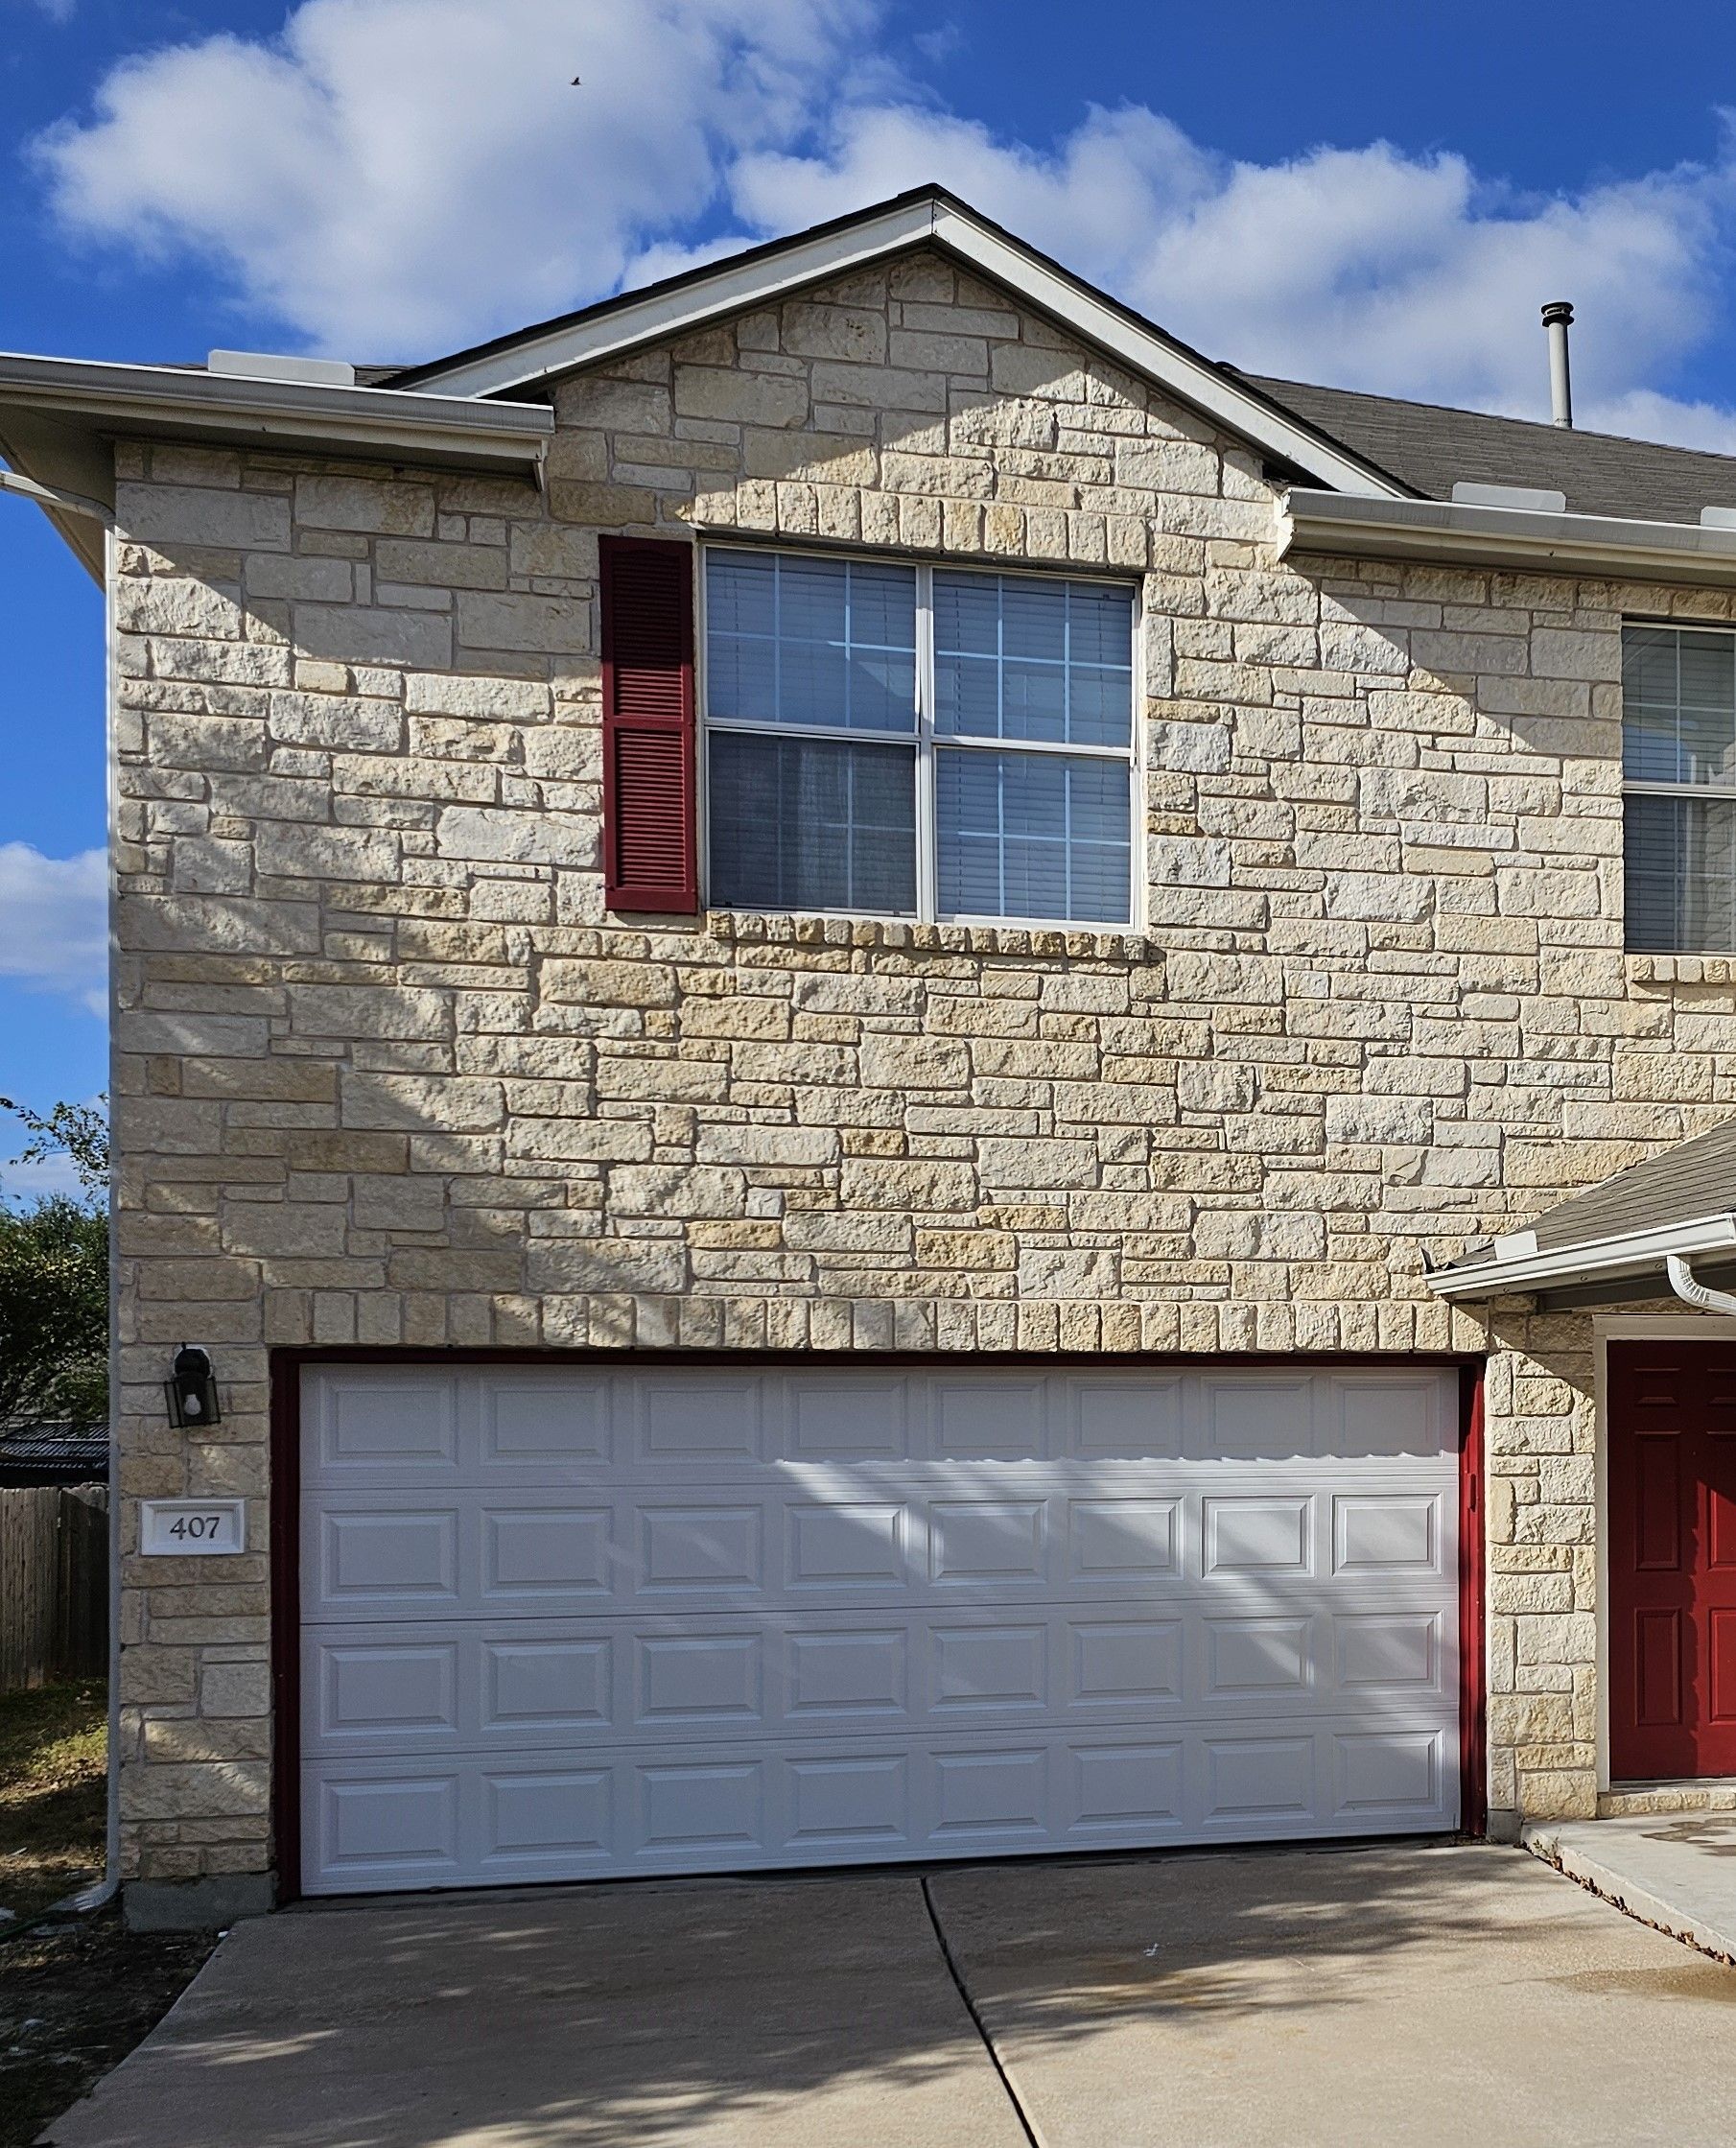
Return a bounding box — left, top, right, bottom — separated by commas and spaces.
0, 352, 553, 479
0, 353, 554, 580
1278, 488, 1736, 588
1665, 1254, 1736, 1319
1426, 1212, 1736, 1300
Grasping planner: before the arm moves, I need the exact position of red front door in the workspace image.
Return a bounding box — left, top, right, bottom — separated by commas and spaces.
1609, 1340, 1736, 1780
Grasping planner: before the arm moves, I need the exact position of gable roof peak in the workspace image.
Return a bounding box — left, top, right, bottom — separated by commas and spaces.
384, 187, 1410, 501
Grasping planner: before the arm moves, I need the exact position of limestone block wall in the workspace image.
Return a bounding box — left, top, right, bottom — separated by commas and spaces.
1481, 1306, 1602, 1825
106, 246, 1736, 1889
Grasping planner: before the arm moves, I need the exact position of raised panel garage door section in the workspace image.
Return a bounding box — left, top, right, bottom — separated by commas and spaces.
297, 1362, 1462, 1895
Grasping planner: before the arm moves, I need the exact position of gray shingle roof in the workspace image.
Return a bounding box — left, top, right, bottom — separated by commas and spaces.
1440, 1117, 1736, 1267
1246, 373, 1736, 523
0, 1422, 106, 1482
333, 192, 1736, 526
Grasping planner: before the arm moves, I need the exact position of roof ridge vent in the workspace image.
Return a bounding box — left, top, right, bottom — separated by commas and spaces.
207, 349, 357, 389
1449, 481, 1567, 513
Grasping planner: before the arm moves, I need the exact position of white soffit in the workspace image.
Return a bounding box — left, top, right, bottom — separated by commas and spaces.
404, 194, 1408, 501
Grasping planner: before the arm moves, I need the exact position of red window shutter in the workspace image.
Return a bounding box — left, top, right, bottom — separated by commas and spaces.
599, 535, 697, 913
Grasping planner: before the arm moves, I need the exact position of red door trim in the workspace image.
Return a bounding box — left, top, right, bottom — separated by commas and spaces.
268, 1345, 1490, 1900
1458, 1363, 1488, 1838
1606, 1338, 1736, 1781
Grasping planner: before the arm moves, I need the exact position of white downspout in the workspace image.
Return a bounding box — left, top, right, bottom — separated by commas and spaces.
97, 514, 121, 1911
0, 468, 116, 527
0, 471, 119, 1916
1665, 1253, 1736, 1319
68, 518, 122, 1913
54, 517, 121, 1917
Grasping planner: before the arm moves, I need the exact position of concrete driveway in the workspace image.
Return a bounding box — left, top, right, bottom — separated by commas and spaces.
41, 1843, 1736, 2148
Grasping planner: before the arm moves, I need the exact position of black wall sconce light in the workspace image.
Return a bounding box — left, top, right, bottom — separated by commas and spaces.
165, 1345, 222, 1429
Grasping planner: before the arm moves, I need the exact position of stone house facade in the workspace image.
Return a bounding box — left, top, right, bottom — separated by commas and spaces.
8, 187, 1736, 1923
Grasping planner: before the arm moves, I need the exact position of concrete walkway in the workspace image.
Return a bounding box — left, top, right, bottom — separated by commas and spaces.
1529, 1812, 1736, 1963
41, 1843, 1736, 2148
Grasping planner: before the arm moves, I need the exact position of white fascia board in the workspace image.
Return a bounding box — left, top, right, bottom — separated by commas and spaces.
413, 198, 943, 399
928, 210, 1406, 501
1279, 487, 1736, 587
1426, 1213, 1736, 1299
409, 200, 1407, 498
0, 352, 552, 475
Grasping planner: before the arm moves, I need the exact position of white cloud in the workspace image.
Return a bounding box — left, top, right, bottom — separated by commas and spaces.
1578, 389, 1736, 459
32, 0, 1736, 446
0, 1092, 106, 1209
3, 1145, 96, 1205
730, 101, 1736, 432
35, 0, 879, 354
0, 846, 107, 1016
910, 24, 961, 63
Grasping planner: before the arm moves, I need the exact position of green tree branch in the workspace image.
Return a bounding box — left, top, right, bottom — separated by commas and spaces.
0, 1099, 109, 1427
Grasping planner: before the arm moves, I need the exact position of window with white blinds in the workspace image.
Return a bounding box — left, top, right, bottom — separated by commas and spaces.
1624, 623, 1736, 952
703, 548, 1138, 926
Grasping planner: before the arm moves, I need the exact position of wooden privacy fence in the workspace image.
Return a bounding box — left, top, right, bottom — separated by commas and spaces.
0, 1485, 108, 1695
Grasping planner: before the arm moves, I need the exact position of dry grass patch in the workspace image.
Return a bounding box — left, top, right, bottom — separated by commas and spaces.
0, 1678, 106, 1922
0, 1683, 215, 2148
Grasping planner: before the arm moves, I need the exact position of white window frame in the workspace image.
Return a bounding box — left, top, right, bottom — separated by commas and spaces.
1622, 616, 1736, 954
698, 542, 1142, 931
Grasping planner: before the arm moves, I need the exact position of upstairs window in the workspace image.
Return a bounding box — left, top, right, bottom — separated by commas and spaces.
703, 548, 1137, 926
1624, 623, 1736, 952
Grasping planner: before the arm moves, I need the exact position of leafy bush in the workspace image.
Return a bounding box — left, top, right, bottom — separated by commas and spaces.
0, 1099, 109, 1428
0, 1198, 107, 1426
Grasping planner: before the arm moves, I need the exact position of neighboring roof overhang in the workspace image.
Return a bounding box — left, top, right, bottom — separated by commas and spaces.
0, 353, 554, 582
0, 401, 121, 578
1427, 1214, 1736, 1301
1279, 486, 1736, 586
388, 187, 1412, 502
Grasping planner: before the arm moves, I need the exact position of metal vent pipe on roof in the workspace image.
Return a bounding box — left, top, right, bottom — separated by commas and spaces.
1541, 300, 1574, 428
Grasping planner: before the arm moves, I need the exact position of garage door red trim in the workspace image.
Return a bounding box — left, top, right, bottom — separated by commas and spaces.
1459, 1363, 1487, 1839
269, 1361, 303, 1904
269, 1346, 1488, 1903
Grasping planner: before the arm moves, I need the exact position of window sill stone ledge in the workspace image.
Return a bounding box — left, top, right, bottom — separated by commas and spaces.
705, 909, 1158, 961
1627, 952, 1736, 985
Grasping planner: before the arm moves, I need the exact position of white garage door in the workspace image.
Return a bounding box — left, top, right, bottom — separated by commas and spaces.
298, 1362, 1462, 1896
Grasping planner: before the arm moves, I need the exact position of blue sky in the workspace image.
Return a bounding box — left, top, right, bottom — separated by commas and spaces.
7, 0, 1736, 1189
